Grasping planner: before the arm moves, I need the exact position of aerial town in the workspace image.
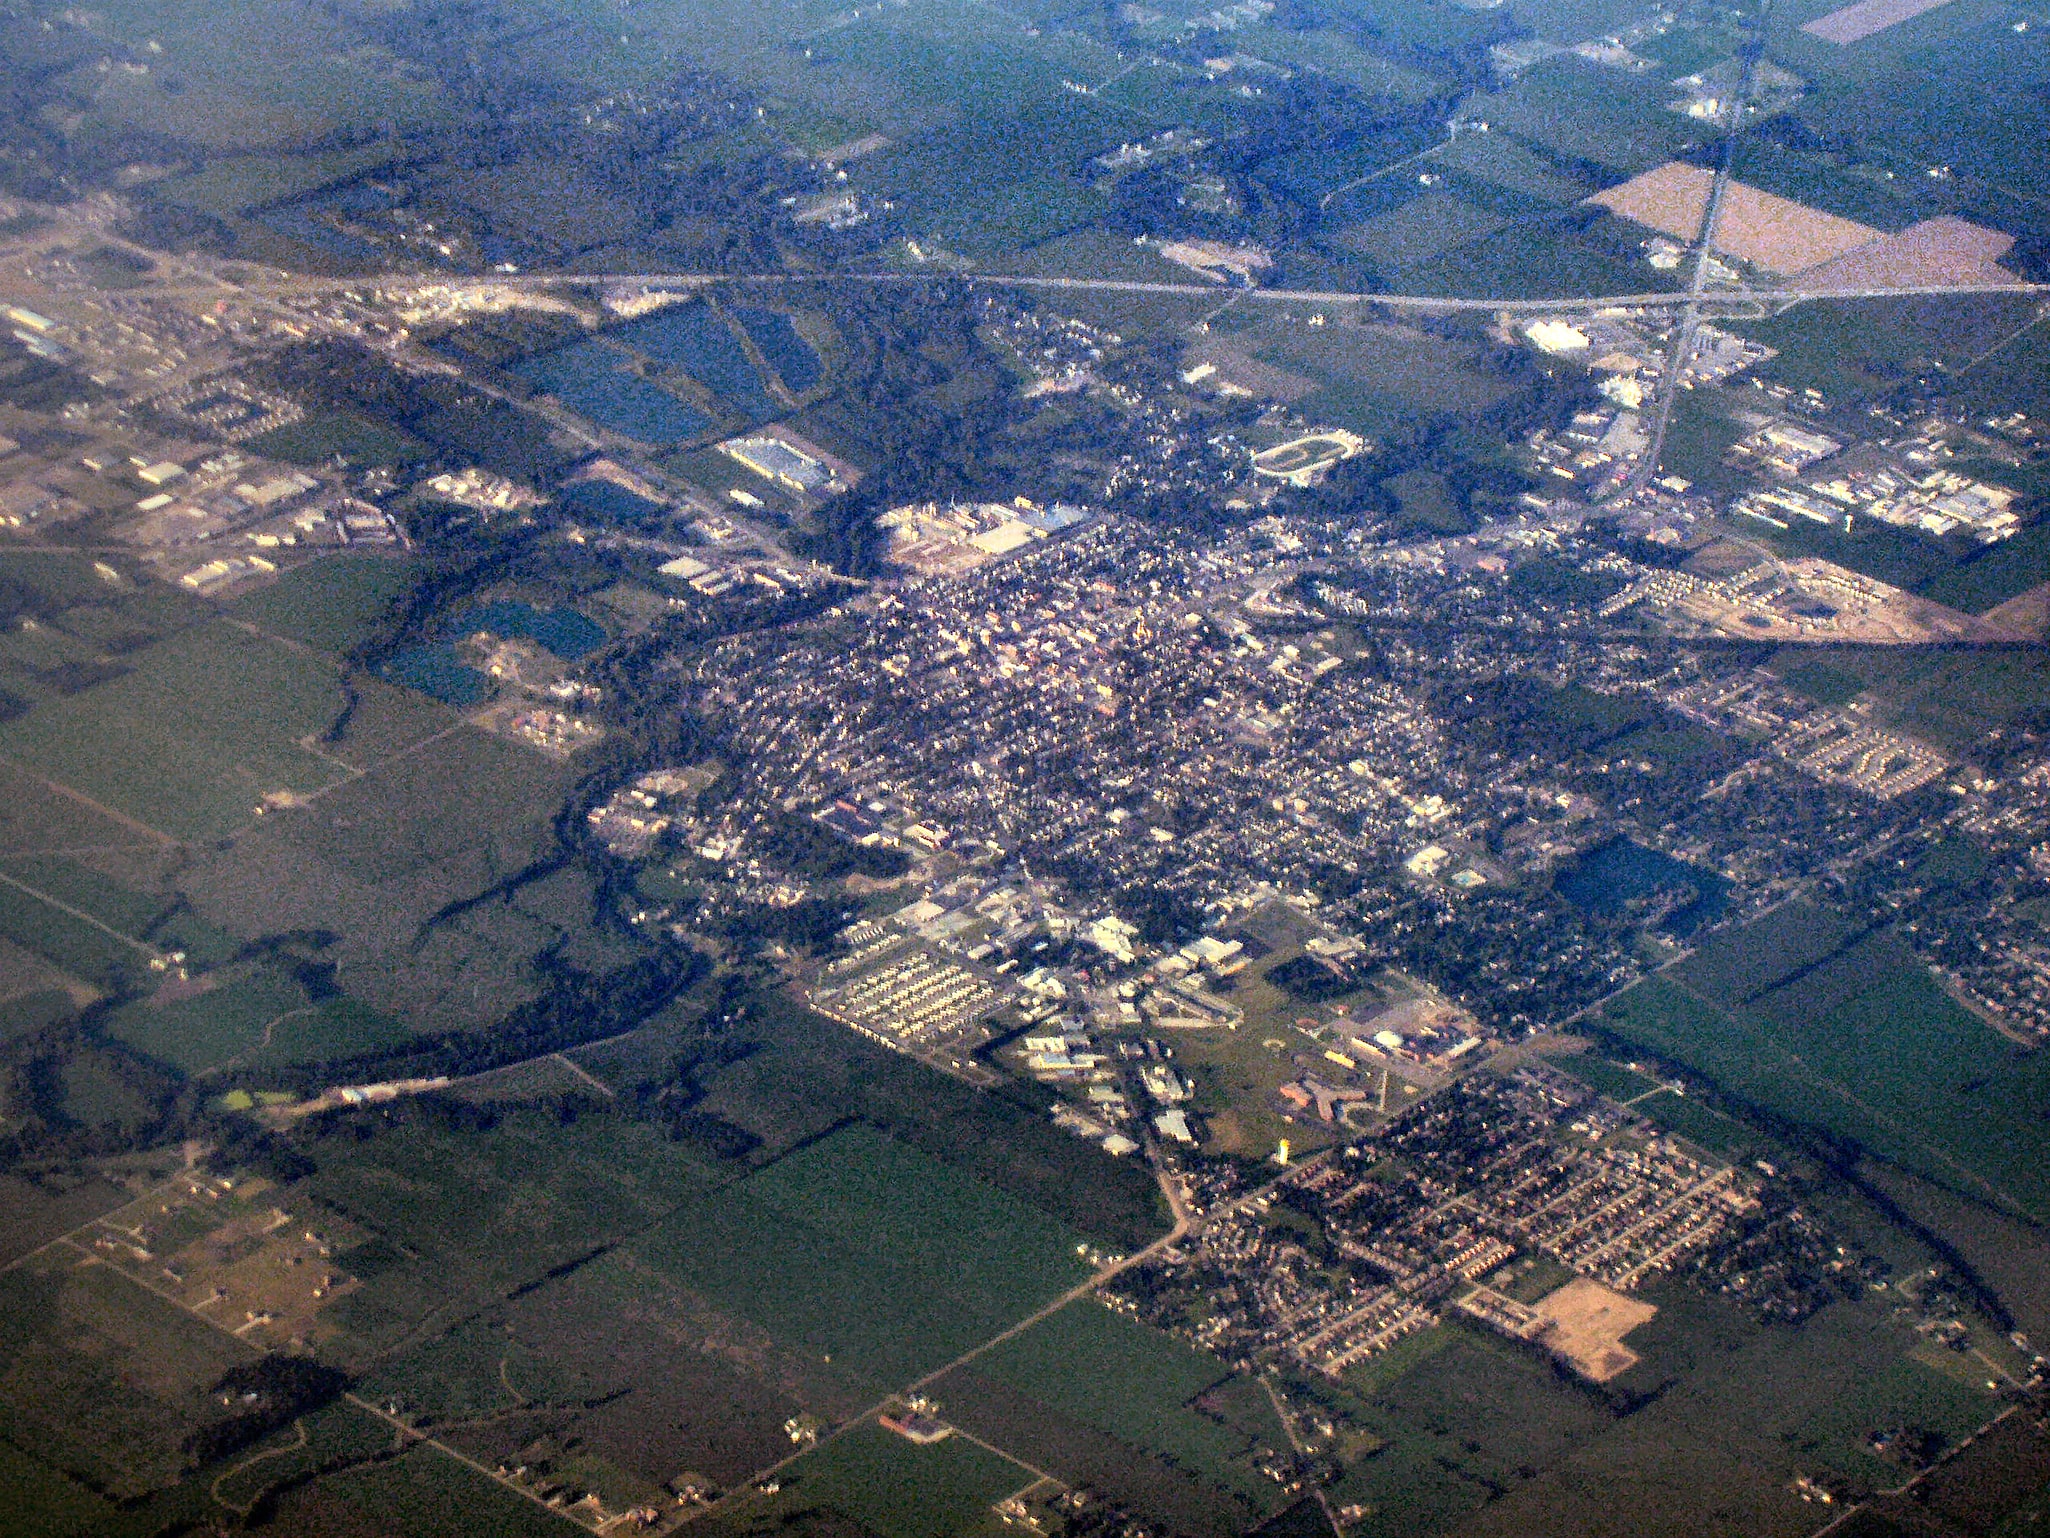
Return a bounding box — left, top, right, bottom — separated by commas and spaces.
0, 0, 2048, 1533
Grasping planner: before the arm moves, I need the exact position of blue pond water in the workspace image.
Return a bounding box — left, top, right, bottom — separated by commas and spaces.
443, 600, 605, 660
1555, 838, 1729, 937
607, 303, 778, 421
514, 340, 712, 445
382, 644, 488, 706
559, 479, 667, 525
730, 306, 822, 394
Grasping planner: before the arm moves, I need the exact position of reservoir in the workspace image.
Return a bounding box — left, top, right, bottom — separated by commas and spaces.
1555, 838, 1729, 937
381, 643, 488, 706
514, 340, 712, 445
607, 302, 778, 421
443, 601, 606, 660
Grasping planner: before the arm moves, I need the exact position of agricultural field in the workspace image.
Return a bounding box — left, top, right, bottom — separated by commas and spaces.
254, 1441, 573, 1538
174, 724, 578, 1030
0, 621, 355, 843
684, 991, 1169, 1251
1469, 58, 1695, 177
1600, 938, 2050, 1222
0, 1251, 250, 1500
102, 965, 409, 1078
1332, 193, 1510, 271
1761, 645, 2050, 758
300, 1107, 714, 1366
1443, 1291, 1999, 1538
48, 0, 450, 151
1214, 314, 1527, 435
626, 1123, 1094, 1392
230, 552, 420, 658
968, 1300, 1282, 1506
376, 1248, 820, 1492
713, 1419, 1035, 1538
1324, 1325, 1617, 1538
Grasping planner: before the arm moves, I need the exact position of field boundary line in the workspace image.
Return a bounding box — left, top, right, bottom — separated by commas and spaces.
342, 1393, 597, 1532
0, 869, 164, 958
550, 1052, 616, 1098
0, 753, 182, 847
677, 1154, 1323, 1530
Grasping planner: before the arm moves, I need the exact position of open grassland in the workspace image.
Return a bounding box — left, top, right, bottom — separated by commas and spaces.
1400, 218, 1667, 302
0, 879, 145, 994
1324, 1326, 1616, 1538
1760, 645, 2050, 758
1219, 315, 1524, 434
1732, 293, 2042, 404
628, 1123, 1093, 1392
718, 1420, 1032, 1538
1788, 1354, 2002, 1490
0, 622, 354, 843
378, 1251, 817, 1489
0, 763, 157, 856
1773, 0, 2050, 197
1600, 940, 2050, 1221
0, 1433, 116, 1538
104, 965, 409, 1078
199, 1398, 395, 1521
153, 144, 402, 217
1668, 899, 1864, 1007
0, 1172, 128, 1269
929, 1365, 1258, 1538
175, 724, 571, 1030
1474, 58, 1692, 175
690, 992, 1169, 1250
1443, 1292, 1994, 1538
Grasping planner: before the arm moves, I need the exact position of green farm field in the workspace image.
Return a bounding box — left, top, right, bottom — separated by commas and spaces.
1601, 936, 2050, 1221
973, 1300, 1276, 1504
628, 1122, 1093, 1391
719, 1420, 1032, 1538
103, 965, 409, 1077
58, 0, 448, 150
1444, 1290, 1999, 1538
0, 1255, 249, 1501
1762, 645, 2050, 759
230, 552, 419, 657
302, 1108, 716, 1364
256, 1441, 571, 1538
0, 621, 354, 842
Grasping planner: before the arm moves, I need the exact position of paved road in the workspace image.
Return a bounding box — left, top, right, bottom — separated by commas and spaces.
1611, 1, 1772, 503
147, 265, 2048, 314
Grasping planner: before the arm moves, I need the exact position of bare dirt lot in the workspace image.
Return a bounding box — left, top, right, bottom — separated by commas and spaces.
1537, 1277, 1658, 1382
1587, 163, 1880, 275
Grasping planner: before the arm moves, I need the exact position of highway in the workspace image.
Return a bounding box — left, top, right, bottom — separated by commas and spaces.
144, 262, 2049, 315
1609, 0, 1772, 503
